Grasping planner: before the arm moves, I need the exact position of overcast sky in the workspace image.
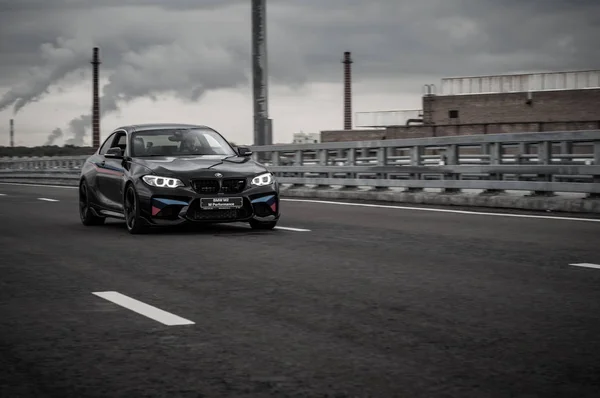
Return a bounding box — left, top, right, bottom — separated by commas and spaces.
0, 0, 598, 146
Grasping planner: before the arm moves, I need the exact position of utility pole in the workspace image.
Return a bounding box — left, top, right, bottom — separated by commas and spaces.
251, 0, 272, 146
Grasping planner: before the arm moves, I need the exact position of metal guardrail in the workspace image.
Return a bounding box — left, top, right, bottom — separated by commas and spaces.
1, 130, 599, 195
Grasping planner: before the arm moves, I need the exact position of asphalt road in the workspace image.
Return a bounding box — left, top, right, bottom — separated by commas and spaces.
1, 182, 600, 398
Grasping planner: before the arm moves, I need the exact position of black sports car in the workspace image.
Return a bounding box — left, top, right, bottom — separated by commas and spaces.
78, 123, 280, 234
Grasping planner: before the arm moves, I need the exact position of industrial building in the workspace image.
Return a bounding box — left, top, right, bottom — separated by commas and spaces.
322, 69, 600, 142
292, 132, 320, 144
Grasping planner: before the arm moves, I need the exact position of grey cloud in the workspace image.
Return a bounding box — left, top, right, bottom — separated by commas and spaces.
2, 0, 598, 86
0, 0, 245, 11
0, 0, 598, 144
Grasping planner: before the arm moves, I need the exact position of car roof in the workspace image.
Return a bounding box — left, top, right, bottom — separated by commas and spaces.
114, 123, 213, 133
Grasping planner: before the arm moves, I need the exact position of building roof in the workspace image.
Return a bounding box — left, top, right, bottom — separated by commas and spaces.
439, 69, 600, 95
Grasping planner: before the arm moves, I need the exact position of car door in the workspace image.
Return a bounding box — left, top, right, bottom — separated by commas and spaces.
95, 130, 127, 210
93, 132, 117, 208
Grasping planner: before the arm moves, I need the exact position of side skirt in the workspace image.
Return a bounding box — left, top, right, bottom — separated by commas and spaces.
94, 208, 125, 219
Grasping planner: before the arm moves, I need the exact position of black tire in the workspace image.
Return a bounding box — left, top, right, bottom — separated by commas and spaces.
79, 179, 105, 226
123, 184, 147, 234
249, 219, 278, 230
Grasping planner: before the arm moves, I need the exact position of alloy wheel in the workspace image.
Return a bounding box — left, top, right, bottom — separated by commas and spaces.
124, 187, 136, 230
79, 182, 88, 220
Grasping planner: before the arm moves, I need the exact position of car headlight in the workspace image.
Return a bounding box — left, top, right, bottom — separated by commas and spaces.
251, 172, 273, 186
142, 175, 184, 188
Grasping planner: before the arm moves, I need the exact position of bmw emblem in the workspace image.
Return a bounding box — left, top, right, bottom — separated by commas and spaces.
214, 173, 223, 178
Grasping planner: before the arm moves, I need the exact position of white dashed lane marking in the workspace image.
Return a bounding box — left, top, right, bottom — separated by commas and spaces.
92, 291, 195, 326
570, 263, 600, 270
38, 198, 59, 202
0, 193, 6, 196
275, 226, 311, 232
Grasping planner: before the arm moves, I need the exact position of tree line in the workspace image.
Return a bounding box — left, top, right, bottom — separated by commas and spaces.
0, 145, 96, 158
0, 143, 246, 158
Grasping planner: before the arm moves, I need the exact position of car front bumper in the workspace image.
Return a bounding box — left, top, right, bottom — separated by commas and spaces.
133, 179, 280, 225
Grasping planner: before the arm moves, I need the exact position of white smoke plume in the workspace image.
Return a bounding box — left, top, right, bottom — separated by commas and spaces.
62, 41, 249, 146
0, 37, 93, 114
44, 127, 63, 145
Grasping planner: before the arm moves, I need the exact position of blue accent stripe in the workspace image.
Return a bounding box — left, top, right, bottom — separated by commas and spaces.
153, 198, 189, 206
251, 195, 275, 204
93, 162, 124, 173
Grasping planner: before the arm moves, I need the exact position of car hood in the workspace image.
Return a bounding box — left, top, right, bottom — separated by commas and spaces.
131, 155, 268, 178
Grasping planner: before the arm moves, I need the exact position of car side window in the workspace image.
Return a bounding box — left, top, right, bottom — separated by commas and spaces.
98, 133, 116, 155
114, 133, 127, 153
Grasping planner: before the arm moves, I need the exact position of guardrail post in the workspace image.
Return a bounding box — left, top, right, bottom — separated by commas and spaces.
346, 148, 356, 166
589, 141, 600, 199
443, 144, 460, 194
341, 148, 357, 189
406, 145, 423, 193
482, 142, 504, 195
532, 141, 554, 196
360, 148, 369, 164
336, 149, 344, 164
316, 149, 330, 189
291, 150, 305, 188
271, 151, 280, 166
561, 141, 573, 155
374, 147, 389, 190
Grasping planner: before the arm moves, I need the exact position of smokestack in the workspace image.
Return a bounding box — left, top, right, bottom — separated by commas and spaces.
91, 47, 101, 149
9, 119, 14, 147
252, 0, 270, 146
342, 51, 353, 130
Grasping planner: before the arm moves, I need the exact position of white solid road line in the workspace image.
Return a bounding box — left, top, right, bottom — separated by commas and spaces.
38, 198, 59, 202
275, 226, 311, 232
0, 182, 77, 189
570, 263, 600, 270
282, 198, 600, 223
2, 182, 598, 223
92, 291, 195, 326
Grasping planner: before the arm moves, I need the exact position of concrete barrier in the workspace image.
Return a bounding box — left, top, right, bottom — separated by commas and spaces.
1, 130, 600, 214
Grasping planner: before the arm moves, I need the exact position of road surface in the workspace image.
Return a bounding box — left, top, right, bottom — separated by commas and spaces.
1, 182, 600, 397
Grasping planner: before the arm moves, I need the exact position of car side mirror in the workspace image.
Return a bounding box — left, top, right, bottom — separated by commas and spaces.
237, 147, 253, 157
105, 147, 123, 158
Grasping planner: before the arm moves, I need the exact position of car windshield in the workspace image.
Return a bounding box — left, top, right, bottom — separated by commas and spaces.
130, 128, 236, 157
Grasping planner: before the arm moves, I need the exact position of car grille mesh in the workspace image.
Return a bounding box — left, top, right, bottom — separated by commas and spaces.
191, 179, 220, 194
191, 209, 245, 220
191, 178, 246, 194
221, 178, 246, 194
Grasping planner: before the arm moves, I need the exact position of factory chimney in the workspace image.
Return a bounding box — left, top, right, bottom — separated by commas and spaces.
91, 47, 101, 149
9, 119, 14, 147
342, 51, 353, 130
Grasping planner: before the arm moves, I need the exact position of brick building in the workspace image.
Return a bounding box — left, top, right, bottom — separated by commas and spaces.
322, 70, 600, 142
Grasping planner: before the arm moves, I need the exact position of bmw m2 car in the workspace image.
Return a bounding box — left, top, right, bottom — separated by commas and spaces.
78, 123, 280, 234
